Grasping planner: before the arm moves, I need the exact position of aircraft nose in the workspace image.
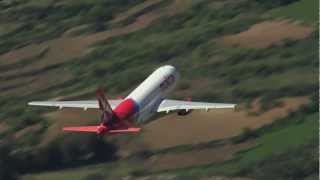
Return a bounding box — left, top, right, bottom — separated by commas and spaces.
162, 65, 176, 71
160, 65, 177, 75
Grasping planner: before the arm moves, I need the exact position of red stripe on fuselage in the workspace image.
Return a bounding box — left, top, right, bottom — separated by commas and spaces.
113, 98, 138, 120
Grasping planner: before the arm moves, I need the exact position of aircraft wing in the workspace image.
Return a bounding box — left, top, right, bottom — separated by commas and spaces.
157, 99, 236, 112
28, 100, 122, 110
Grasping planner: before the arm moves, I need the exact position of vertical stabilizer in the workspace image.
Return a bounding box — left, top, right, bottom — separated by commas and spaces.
96, 88, 115, 123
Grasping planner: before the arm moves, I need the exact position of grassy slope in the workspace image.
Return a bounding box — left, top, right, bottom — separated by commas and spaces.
268, 0, 319, 24
219, 113, 317, 174
0, 0, 146, 54
58, 0, 317, 102
23, 163, 109, 180
151, 101, 318, 179
23, 100, 318, 180
0, 0, 318, 179
0, 0, 317, 124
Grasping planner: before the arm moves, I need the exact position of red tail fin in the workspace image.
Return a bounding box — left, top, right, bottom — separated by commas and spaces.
96, 88, 113, 114
96, 88, 116, 124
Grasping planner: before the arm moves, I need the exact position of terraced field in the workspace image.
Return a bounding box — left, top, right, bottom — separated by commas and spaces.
0, 0, 318, 179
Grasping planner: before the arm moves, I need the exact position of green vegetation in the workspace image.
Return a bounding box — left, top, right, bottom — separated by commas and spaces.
269, 0, 319, 24
247, 142, 317, 180
0, 133, 117, 179
145, 139, 224, 156
59, 1, 317, 105
151, 97, 318, 179
21, 97, 319, 180
254, 0, 300, 8
23, 163, 109, 180
0, 0, 318, 179
235, 114, 316, 167
0, 0, 146, 54
231, 127, 258, 144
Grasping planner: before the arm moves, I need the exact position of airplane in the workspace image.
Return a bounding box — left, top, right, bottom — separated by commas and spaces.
28, 65, 236, 135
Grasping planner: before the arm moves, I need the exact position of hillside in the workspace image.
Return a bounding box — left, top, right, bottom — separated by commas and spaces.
0, 0, 318, 180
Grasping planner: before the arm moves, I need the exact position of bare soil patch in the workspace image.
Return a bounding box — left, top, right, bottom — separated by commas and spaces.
111, 0, 164, 23
82, 0, 194, 42
0, 0, 191, 65
142, 96, 309, 150
38, 109, 100, 147
0, 68, 74, 97
38, 96, 308, 150
0, 44, 45, 65
14, 123, 42, 139
216, 20, 313, 48
0, 122, 9, 134
0, 0, 193, 97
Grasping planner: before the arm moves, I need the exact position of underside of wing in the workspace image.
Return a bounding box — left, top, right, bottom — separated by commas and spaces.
108, 127, 141, 133
28, 100, 122, 109
157, 99, 236, 113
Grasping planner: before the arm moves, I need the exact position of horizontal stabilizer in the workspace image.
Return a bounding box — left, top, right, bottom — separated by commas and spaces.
63, 126, 141, 134
63, 126, 99, 133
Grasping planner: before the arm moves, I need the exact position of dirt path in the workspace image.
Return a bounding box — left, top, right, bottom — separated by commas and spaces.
216, 20, 314, 48
142, 96, 309, 149
0, 122, 9, 134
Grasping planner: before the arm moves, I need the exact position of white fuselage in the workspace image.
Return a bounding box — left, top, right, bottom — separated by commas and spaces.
126, 65, 179, 124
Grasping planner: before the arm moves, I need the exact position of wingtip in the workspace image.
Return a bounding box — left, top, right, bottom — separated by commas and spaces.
28, 101, 40, 105
233, 104, 239, 111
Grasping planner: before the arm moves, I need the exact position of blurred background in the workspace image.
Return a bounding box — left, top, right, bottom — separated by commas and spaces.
0, 0, 318, 179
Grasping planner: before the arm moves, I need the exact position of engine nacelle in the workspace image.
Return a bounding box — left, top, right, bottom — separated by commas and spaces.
177, 109, 192, 116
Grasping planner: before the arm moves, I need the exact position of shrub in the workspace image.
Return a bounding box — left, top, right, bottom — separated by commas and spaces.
254, 0, 300, 8
232, 127, 258, 143
82, 173, 105, 180
86, 5, 113, 23
259, 96, 283, 112
178, 82, 190, 90
131, 169, 147, 177
10, 110, 46, 131
0, 140, 18, 180
248, 142, 318, 180
9, 134, 118, 173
